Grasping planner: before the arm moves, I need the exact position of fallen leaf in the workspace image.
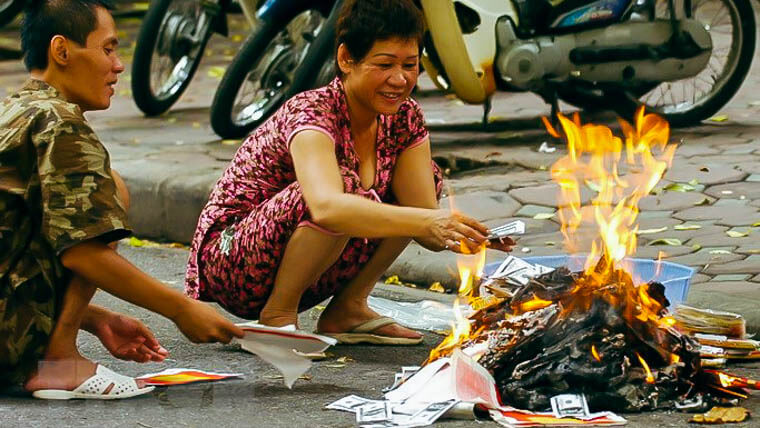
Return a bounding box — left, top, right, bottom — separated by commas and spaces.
231, 34, 243, 43
726, 230, 749, 238
167, 117, 177, 124
384, 275, 402, 285
637, 227, 668, 235
336, 356, 355, 364
691, 244, 702, 251
167, 242, 186, 249
324, 364, 346, 368
132, 2, 150, 11
545, 241, 556, 246
753, 221, 760, 227
694, 197, 711, 206
674, 224, 702, 231
192, 122, 201, 129
708, 115, 729, 123
128, 236, 144, 247
709, 250, 732, 255
690, 406, 749, 424
585, 180, 602, 193
429, 282, 445, 293
648, 238, 683, 246
221, 139, 239, 146
664, 182, 696, 192
533, 212, 556, 220
688, 178, 700, 186
207, 66, 226, 79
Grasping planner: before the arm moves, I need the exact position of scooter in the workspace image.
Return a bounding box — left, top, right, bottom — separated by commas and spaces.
418, 0, 756, 127
209, 0, 339, 139
131, 0, 263, 116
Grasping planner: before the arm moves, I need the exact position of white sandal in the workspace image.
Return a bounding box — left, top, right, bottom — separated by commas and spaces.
32, 364, 154, 400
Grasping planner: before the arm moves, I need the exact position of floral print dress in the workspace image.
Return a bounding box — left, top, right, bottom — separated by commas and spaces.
185, 77, 442, 319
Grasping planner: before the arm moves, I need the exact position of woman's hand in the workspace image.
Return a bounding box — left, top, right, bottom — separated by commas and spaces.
94, 312, 168, 363
416, 210, 488, 253
172, 299, 245, 344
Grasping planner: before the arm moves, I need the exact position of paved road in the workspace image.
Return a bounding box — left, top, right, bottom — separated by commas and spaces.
1, 244, 758, 428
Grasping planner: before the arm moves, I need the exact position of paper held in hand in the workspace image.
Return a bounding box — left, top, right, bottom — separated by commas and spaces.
233, 322, 336, 388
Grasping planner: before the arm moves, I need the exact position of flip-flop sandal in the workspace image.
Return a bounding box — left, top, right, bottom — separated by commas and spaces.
319, 317, 423, 345
32, 364, 155, 400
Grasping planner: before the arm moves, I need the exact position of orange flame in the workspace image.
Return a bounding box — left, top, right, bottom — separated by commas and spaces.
519, 295, 553, 312
591, 345, 601, 362
551, 107, 675, 269
636, 352, 656, 384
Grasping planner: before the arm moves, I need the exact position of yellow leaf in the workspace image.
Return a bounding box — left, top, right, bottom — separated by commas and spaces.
231, 34, 243, 43
674, 224, 702, 231
708, 115, 729, 122
192, 122, 201, 129
128, 236, 144, 247
648, 238, 683, 246
533, 212, 555, 220
221, 139, 239, 146
384, 275, 402, 285
637, 227, 668, 235
694, 197, 711, 206
664, 182, 696, 192
753, 221, 760, 227
132, 2, 150, 11
429, 282, 445, 293
207, 66, 226, 79
726, 230, 749, 238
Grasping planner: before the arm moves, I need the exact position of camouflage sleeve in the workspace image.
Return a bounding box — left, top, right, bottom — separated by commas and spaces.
35, 116, 131, 254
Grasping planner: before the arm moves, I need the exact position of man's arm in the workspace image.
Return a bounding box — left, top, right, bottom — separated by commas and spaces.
61, 239, 243, 343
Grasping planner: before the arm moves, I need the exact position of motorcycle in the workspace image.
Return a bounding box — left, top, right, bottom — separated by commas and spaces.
209, 0, 339, 139
418, 0, 756, 127
0, 0, 25, 28
131, 0, 263, 116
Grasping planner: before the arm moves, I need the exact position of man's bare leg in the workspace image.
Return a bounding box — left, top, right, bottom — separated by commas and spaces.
25, 170, 133, 391
23, 276, 98, 391
316, 237, 420, 339
259, 226, 350, 327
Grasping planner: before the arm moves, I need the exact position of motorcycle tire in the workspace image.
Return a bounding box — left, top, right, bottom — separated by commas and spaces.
0, 0, 23, 28
289, 0, 342, 92
609, 0, 756, 127
210, 8, 330, 139
131, 0, 215, 116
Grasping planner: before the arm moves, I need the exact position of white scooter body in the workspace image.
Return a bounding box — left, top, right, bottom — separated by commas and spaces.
419, 0, 712, 105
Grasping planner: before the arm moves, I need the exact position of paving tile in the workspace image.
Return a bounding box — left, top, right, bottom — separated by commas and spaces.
440, 191, 521, 221
663, 163, 747, 185
752, 275, 760, 283
673, 145, 720, 157
687, 231, 757, 247
508, 183, 594, 207
634, 245, 694, 259
715, 215, 760, 227
705, 182, 760, 200
690, 273, 711, 284
639, 191, 715, 211
515, 205, 556, 218
638, 210, 675, 219
703, 255, 760, 275
663, 250, 743, 268
686, 154, 760, 166
713, 274, 751, 281
673, 204, 758, 221
737, 245, 760, 255
747, 174, 760, 182
636, 224, 728, 244
733, 162, 760, 174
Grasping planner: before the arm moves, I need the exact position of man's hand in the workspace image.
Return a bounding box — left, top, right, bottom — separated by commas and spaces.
94, 312, 169, 363
172, 299, 245, 344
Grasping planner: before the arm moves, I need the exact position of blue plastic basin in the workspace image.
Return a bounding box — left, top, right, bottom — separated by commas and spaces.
483, 255, 695, 307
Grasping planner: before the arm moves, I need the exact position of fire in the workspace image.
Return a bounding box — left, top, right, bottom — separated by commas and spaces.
427, 241, 487, 361
636, 352, 656, 384
591, 345, 601, 362
552, 108, 675, 270
518, 295, 553, 312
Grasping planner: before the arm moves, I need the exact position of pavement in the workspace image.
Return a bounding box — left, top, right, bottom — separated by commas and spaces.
2, 5, 760, 426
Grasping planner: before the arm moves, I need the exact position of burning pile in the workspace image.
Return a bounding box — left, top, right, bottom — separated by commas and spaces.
429, 108, 748, 412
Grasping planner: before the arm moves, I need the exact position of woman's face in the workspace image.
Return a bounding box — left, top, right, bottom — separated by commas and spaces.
340, 37, 419, 116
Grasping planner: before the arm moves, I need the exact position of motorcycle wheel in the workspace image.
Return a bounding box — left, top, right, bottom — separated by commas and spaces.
0, 0, 23, 28
131, 0, 216, 116
210, 9, 328, 139
611, 0, 756, 127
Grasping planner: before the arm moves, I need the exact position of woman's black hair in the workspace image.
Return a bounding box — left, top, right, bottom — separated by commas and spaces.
336, 0, 425, 66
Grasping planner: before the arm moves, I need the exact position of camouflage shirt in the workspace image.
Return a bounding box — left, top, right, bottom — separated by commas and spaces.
0, 79, 130, 385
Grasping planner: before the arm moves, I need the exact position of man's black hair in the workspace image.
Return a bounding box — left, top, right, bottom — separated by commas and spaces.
21, 0, 115, 71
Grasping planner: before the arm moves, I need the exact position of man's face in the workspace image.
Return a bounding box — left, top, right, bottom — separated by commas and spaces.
64, 6, 124, 111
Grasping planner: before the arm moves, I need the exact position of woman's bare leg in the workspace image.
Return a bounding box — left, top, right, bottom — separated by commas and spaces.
316, 237, 421, 339
259, 226, 350, 327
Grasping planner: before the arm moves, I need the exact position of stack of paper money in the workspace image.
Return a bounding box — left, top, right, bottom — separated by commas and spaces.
479, 255, 555, 298
326, 395, 459, 427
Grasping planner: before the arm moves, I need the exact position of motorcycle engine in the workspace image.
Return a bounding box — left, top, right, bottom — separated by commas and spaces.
494, 13, 712, 91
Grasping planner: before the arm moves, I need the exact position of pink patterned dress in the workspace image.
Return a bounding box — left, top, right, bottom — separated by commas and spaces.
185, 78, 443, 319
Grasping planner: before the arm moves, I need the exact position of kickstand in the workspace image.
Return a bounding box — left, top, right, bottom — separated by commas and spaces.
482, 96, 493, 129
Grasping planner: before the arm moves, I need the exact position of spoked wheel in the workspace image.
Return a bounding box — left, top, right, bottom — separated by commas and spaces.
132, 0, 216, 116
0, 0, 23, 28
611, 0, 756, 127
210, 10, 327, 139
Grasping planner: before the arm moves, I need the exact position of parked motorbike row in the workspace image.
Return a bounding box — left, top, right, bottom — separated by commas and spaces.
132, 0, 756, 139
